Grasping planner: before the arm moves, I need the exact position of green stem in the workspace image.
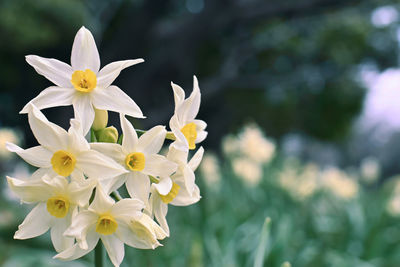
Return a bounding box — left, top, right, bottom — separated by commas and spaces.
135, 129, 146, 136
134, 129, 176, 141
149, 175, 160, 184
90, 128, 104, 267
111, 191, 122, 201
94, 241, 103, 267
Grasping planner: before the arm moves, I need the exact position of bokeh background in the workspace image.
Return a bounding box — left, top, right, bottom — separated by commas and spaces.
2, 0, 400, 266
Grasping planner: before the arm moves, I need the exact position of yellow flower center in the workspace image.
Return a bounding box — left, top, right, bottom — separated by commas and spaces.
96, 214, 118, 235
159, 182, 181, 204
125, 152, 145, 171
51, 150, 76, 177
46, 196, 70, 218
181, 122, 197, 150
71, 69, 97, 93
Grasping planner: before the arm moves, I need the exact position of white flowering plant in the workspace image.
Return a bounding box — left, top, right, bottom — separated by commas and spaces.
6, 26, 207, 267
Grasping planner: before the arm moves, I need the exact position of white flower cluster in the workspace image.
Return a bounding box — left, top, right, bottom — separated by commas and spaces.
6, 27, 207, 267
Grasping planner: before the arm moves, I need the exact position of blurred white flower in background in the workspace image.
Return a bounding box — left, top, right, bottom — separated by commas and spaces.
199, 152, 221, 188
3, 163, 32, 202
360, 157, 381, 184
296, 163, 319, 199
232, 157, 262, 186
238, 124, 276, 164
222, 135, 240, 155
386, 177, 400, 216
223, 123, 276, 186
0, 128, 21, 159
278, 159, 319, 200
321, 167, 359, 200
387, 194, 400, 216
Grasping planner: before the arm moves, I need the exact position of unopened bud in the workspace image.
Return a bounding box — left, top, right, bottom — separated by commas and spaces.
92, 109, 108, 130
97, 126, 118, 143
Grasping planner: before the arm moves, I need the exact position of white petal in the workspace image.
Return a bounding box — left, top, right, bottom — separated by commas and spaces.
116, 220, 157, 249
139, 213, 167, 240
89, 185, 114, 214
171, 81, 185, 112
27, 104, 69, 150
195, 122, 207, 143
196, 130, 208, 144
54, 227, 99, 261
68, 119, 90, 153
182, 165, 195, 196
176, 76, 201, 123
50, 208, 75, 253
90, 143, 125, 163
153, 177, 172, 196
70, 169, 86, 183
7, 176, 52, 203
150, 193, 169, 236
20, 87, 75, 113
126, 172, 150, 205
167, 145, 188, 165
71, 26, 100, 72
31, 167, 56, 180
75, 150, 127, 181
6, 143, 51, 168
25, 55, 73, 87
188, 146, 204, 171
171, 184, 201, 206
101, 175, 127, 194
42, 175, 69, 192
193, 119, 207, 131
116, 216, 165, 250
101, 235, 125, 267
63, 210, 97, 249
119, 113, 138, 153
14, 203, 52, 239
111, 198, 144, 219
169, 116, 189, 152
97, 59, 144, 88
142, 154, 177, 177
67, 179, 96, 207
137, 125, 166, 155
92, 86, 144, 119
72, 94, 95, 136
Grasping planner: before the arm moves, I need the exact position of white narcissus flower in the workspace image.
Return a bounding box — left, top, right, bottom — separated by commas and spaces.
149, 146, 204, 235
91, 114, 178, 205
6, 105, 127, 181
169, 75, 207, 151
55, 186, 144, 267
125, 213, 168, 249
7, 175, 95, 252
21, 26, 145, 135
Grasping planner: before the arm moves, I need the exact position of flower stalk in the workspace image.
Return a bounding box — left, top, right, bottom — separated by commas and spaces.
94, 241, 104, 267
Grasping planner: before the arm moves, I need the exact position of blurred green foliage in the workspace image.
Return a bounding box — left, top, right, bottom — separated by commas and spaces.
1, 0, 400, 146
1, 126, 400, 266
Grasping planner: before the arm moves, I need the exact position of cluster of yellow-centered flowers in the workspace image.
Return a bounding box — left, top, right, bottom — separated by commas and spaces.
6, 26, 207, 267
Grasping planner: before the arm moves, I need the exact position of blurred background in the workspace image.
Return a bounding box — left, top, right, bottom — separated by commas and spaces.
2, 0, 400, 266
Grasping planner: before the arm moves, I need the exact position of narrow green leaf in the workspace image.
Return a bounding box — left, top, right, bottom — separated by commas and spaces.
254, 217, 271, 267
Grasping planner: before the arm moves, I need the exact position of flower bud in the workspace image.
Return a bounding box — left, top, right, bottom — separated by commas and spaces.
92, 108, 108, 130
97, 126, 118, 143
